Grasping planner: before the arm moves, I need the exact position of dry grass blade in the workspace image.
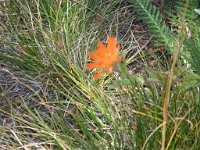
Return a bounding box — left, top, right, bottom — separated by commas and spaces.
161, 0, 190, 149
166, 108, 192, 150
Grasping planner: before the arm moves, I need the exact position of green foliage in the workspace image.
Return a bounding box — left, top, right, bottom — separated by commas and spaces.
0, 0, 200, 149
169, 0, 200, 73
126, 0, 200, 74
126, 0, 176, 53
0, 0, 97, 75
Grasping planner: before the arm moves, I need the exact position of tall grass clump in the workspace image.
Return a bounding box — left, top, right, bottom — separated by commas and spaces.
0, 0, 136, 149
0, 0, 200, 149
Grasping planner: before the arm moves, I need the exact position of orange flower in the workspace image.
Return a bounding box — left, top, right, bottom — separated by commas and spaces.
87, 36, 121, 79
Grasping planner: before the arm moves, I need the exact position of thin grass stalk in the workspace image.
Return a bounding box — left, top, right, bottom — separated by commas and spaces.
161, 0, 190, 149
142, 123, 164, 150
10, 129, 29, 150
166, 108, 192, 150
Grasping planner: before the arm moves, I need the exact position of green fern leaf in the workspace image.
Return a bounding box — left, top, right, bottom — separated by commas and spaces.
168, 0, 200, 73
126, 0, 176, 53
126, 0, 200, 73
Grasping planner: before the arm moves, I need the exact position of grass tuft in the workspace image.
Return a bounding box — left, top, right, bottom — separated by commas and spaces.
0, 0, 200, 149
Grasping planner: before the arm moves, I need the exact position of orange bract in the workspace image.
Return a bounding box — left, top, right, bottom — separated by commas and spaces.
87, 36, 121, 79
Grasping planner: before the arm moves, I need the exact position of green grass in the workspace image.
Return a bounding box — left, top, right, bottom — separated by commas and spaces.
0, 0, 200, 149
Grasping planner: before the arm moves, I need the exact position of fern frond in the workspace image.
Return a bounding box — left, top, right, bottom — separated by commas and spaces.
126, 0, 200, 74
185, 39, 200, 73
126, 0, 176, 53
169, 0, 200, 73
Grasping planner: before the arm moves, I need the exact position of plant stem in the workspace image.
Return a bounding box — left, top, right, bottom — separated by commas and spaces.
160, 0, 164, 12
161, 0, 189, 149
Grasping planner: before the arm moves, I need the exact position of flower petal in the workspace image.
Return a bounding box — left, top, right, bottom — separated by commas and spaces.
94, 72, 105, 80
118, 57, 122, 63
107, 37, 117, 53
89, 53, 107, 62
97, 41, 106, 50
105, 66, 113, 73
107, 37, 120, 62
89, 53, 98, 60
87, 36, 121, 79
96, 41, 107, 57
87, 62, 105, 69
